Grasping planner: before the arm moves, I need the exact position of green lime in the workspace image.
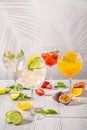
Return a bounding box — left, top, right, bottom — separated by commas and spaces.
4, 51, 15, 59
11, 111, 23, 125
10, 91, 20, 100
6, 110, 23, 125
16, 49, 24, 58
28, 57, 44, 70
5, 87, 11, 93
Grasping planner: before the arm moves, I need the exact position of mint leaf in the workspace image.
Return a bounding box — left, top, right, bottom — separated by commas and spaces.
54, 82, 68, 89
35, 109, 58, 115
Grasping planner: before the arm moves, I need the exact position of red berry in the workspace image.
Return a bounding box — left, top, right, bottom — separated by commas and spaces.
36, 89, 45, 96
40, 81, 49, 88
46, 84, 52, 89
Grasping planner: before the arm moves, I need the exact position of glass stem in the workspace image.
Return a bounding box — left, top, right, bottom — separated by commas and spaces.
70, 78, 72, 88
30, 88, 35, 121
13, 72, 16, 84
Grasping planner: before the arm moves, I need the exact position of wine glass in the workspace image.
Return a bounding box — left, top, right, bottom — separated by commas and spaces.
16, 54, 46, 121
41, 48, 59, 84
57, 51, 83, 88
3, 47, 24, 83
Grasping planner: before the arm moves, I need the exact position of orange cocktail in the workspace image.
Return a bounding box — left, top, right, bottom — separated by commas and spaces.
57, 51, 83, 89
57, 51, 82, 78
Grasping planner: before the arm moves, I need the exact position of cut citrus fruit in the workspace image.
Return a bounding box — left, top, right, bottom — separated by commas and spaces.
27, 54, 40, 65
27, 54, 44, 70
16, 49, 24, 58
64, 51, 78, 61
70, 88, 84, 97
4, 51, 15, 59
17, 101, 31, 111
10, 91, 20, 100
73, 82, 85, 89
0, 89, 5, 94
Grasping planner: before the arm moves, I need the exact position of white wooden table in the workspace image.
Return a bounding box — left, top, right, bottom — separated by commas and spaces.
0, 80, 87, 130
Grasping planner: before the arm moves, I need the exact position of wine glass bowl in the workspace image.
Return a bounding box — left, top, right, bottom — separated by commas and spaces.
16, 54, 46, 121
57, 51, 83, 88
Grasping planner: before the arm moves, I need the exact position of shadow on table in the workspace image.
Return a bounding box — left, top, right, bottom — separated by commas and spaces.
82, 90, 87, 97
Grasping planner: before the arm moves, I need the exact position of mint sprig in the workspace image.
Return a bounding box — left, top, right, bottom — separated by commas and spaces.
54, 82, 68, 89
35, 109, 58, 115
9, 83, 30, 91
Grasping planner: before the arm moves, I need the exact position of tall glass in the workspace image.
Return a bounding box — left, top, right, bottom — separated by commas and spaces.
57, 51, 83, 88
3, 48, 24, 83
16, 54, 46, 121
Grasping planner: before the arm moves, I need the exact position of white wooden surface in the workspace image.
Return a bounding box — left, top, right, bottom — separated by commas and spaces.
0, 80, 87, 130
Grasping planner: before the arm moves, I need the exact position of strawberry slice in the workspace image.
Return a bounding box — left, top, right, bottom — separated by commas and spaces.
40, 81, 49, 88
46, 84, 52, 89
35, 89, 45, 96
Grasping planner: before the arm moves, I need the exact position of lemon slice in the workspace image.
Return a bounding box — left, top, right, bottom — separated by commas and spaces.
10, 91, 20, 100
0, 89, 5, 95
4, 51, 15, 59
27, 54, 44, 70
17, 101, 31, 111
16, 49, 24, 58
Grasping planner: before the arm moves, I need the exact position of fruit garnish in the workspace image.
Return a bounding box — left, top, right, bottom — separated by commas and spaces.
0, 89, 5, 95
16, 49, 24, 58
54, 82, 68, 89
59, 94, 71, 105
52, 92, 64, 102
17, 101, 31, 111
62, 51, 78, 62
50, 50, 59, 54
40, 81, 49, 88
35, 89, 45, 96
0, 87, 11, 95
27, 54, 44, 70
10, 91, 20, 100
4, 51, 15, 59
35, 109, 58, 115
5, 110, 23, 125
70, 88, 84, 97
10, 91, 31, 100
73, 82, 85, 89
46, 84, 52, 89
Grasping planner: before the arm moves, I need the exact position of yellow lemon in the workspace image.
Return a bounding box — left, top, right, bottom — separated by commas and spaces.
17, 101, 31, 111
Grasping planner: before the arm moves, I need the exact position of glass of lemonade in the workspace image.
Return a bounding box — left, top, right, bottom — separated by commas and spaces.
16, 54, 46, 121
57, 51, 83, 88
3, 49, 24, 82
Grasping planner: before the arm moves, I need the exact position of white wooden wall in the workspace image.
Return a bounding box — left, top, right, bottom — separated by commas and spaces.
0, 0, 87, 79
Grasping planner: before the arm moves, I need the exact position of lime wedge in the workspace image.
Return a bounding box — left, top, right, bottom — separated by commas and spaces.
16, 49, 24, 58
10, 91, 20, 100
28, 57, 44, 70
4, 51, 15, 59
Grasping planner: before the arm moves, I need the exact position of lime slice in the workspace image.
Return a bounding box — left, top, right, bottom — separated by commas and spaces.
28, 57, 44, 70
4, 51, 15, 59
0, 89, 5, 95
10, 91, 20, 100
5, 87, 11, 93
6, 110, 23, 125
16, 49, 24, 58
27, 54, 40, 65
11, 111, 23, 125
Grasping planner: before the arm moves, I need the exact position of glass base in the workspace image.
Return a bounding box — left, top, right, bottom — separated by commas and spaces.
24, 113, 44, 121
